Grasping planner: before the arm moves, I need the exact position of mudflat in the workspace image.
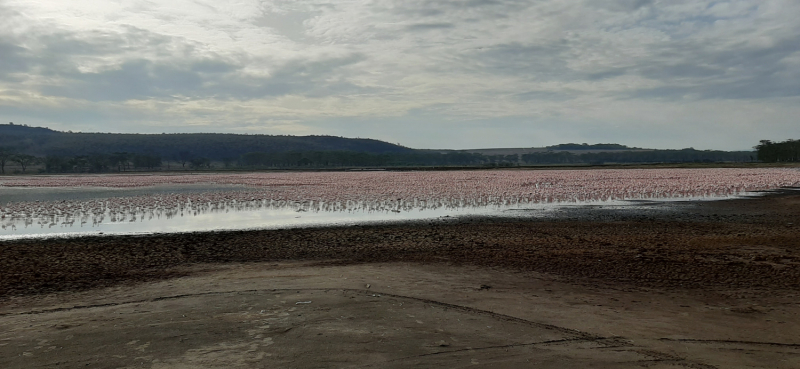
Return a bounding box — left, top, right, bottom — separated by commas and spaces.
1, 189, 799, 368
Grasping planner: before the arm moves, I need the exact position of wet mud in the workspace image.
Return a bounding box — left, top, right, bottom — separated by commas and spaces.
2, 189, 798, 298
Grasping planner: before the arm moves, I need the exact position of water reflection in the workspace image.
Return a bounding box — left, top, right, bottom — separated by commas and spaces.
0, 188, 749, 240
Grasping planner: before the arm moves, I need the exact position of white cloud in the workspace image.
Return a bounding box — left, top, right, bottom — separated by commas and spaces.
0, 0, 799, 150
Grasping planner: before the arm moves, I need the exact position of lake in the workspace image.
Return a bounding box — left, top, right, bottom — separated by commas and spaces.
2, 168, 799, 240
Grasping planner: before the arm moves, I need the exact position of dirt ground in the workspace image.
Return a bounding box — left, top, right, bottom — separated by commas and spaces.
1, 189, 799, 368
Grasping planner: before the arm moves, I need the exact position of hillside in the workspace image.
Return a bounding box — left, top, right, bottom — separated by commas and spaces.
0, 124, 413, 160
0, 124, 757, 173
429, 143, 647, 156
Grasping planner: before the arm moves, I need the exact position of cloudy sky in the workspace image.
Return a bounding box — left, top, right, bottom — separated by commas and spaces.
1, 0, 798, 150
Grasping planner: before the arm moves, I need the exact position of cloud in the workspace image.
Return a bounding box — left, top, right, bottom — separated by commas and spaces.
404, 22, 455, 31
35, 52, 368, 101
591, 0, 654, 12
0, 41, 28, 80
0, 22, 367, 101
1, 0, 799, 150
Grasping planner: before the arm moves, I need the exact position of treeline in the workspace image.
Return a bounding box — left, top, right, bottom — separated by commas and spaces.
0, 148, 40, 174
0, 147, 759, 174
522, 148, 754, 165
0, 150, 166, 174
222, 148, 755, 168
43, 153, 164, 172
546, 143, 639, 150
756, 139, 800, 162
239, 151, 487, 168
0, 150, 490, 173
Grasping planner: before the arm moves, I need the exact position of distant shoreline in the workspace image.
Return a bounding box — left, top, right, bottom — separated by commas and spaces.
1, 160, 798, 177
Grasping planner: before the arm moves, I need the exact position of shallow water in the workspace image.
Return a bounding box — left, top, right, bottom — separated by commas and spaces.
0, 185, 748, 240
2, 168, 798, 240
0, 183, 257, 206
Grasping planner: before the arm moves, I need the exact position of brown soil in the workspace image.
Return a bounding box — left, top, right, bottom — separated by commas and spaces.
1, 189, 799, 368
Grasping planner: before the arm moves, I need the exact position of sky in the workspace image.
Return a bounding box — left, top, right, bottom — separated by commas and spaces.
1, 0, 798, 150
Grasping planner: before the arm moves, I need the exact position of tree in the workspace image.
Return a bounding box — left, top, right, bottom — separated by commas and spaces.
44, 155, 70, 173
177, 151, 193, 168
0, 147, 15, 174
756, 139, 799, 162
221, 157, 236, 168
109, 152, 130, 172
11, 154, 40, 172
132, 154, 162, 169
190, 157, 211, 169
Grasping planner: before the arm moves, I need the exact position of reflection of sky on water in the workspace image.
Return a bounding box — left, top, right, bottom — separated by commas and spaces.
0, 202, 505, 240
0, 184, 757, 240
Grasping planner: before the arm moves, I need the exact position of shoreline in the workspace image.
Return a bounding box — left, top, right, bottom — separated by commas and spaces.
2, 187, 799, 368
2, 186, 796, 242
2, 187, 799, 299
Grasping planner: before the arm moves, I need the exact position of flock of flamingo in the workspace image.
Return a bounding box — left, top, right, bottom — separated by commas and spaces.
1, 168, 799, 232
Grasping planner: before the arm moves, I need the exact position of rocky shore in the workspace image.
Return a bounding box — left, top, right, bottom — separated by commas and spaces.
2, 189, 799, 298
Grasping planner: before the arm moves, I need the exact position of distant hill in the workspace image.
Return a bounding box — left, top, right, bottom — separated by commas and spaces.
545, 143, 642, 151
0, 124, 413, 160
0, 124, 756, 172
429, 147, 547, 156
430, 143, 646, 156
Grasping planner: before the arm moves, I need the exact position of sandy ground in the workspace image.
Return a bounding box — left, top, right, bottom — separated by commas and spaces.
2, 263, 799, 368
1, 189, 799, 368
